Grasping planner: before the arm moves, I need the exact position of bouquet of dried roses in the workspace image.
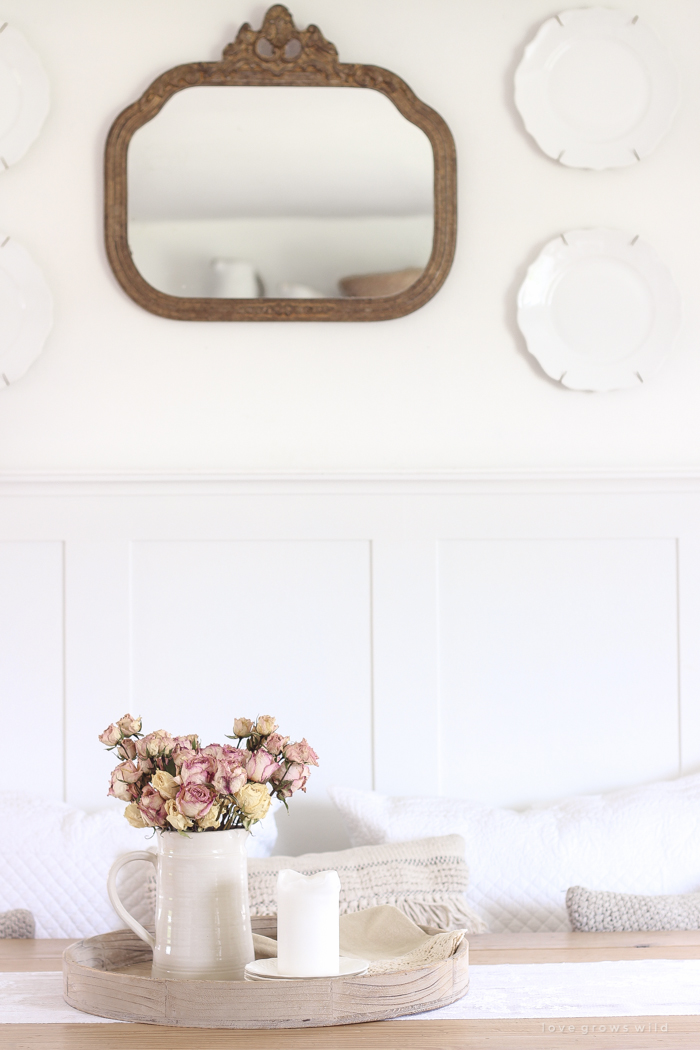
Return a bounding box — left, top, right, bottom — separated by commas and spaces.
99, 713, 318, 833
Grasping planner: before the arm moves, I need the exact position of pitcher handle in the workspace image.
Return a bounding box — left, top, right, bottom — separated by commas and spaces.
107, 850, 157, 949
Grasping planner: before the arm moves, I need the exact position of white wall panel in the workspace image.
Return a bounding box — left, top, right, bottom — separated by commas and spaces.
129, 540, 372, 853
371, 541, 439, 794
64, 543, 132, 810
677, 531, 700, 774
437, 539, 680, 806
1, 477, 699, 852
0, 542, 64, 798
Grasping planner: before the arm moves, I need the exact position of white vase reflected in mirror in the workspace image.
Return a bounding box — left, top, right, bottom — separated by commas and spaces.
210, 258, 263, 298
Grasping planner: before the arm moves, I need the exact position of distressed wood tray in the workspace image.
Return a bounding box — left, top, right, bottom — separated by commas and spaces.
62, 920, 469, 1029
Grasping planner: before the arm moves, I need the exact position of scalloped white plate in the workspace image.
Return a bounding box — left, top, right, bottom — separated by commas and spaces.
0, 234, 53, 386
517, 229, 681, 391
0, 22, 50, 169
514, 8, 680, 169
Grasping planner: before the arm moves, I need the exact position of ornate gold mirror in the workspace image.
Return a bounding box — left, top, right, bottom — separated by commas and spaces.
104, 6, 457, 321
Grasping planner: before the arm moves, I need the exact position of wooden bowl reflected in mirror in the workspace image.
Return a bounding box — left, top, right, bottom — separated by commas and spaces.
338, 267, 424, 299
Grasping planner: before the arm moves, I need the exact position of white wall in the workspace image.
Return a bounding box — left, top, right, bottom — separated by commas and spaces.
2, 476, 700, 854
1, 2, 699, 857
0, 0, 698, 472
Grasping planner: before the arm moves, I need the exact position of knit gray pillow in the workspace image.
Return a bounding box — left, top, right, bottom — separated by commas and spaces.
567, 885, 700, 932
0, 908, 35, 938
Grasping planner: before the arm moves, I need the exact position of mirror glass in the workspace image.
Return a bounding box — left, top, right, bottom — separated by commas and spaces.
127, 86, 434, 300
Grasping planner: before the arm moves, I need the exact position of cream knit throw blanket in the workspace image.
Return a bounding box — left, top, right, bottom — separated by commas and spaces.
252, 904, 466, 976
248, 834, 485, 933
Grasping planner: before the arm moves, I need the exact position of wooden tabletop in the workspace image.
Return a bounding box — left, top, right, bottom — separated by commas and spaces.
4, 929, 700, 972
3, 931, 700, 1048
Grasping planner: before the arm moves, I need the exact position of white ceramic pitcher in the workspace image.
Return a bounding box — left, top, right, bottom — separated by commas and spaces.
107, 828, 254, 980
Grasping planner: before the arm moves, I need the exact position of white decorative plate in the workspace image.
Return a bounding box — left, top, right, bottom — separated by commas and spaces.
0, 234, 53, 386
0, 23, 50, 169
514, 8, 680, 169
245, 957, 369, 981
517, 229, 681, 391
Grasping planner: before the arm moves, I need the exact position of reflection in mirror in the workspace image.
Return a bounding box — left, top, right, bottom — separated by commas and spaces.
127, 86, 434, 300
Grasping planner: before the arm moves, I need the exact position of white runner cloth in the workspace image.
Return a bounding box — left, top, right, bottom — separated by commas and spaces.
1, 960, 699, 1024
408, 959, 700, 1020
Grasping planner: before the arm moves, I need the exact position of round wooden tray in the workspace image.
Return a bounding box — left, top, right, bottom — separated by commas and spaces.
62, 926, 469, 1029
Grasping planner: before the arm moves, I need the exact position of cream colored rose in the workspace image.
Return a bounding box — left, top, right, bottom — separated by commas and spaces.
117, 713, 142, 736
233, 717, 254, 738
151, 770, 180, 800
197, 804, 221, 831
165, 798, 192, 831
235, 782, 271, 821
255, 715, 277, 737
136, 730, 175, 758
124, 802, 147, 828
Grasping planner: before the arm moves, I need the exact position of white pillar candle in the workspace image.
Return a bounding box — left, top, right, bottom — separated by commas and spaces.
276, 869, 341, 977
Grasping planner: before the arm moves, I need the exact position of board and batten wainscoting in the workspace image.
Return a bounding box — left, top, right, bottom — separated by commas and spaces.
1, 471, 699, 856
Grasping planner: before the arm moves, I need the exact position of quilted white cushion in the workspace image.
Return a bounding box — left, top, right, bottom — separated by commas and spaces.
0, 793, 278, 938
329, 774, 700, 933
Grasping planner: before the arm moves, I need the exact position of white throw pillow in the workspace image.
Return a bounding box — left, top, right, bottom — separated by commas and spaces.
329, 774, 700, 933
0, 793, 278, 938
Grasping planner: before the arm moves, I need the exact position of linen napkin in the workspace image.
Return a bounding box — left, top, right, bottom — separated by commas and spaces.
252, 904, 466, 975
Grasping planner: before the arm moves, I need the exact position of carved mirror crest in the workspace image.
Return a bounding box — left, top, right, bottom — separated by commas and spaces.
104, 5, 457, 321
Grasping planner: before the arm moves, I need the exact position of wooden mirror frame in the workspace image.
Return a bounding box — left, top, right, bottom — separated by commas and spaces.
104, 5, 457, 322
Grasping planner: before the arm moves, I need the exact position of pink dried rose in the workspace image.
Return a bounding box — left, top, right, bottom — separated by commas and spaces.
201, 743, 226, 760
223, 745, 249, 764
116, 737, 137, 761
109, 771, 138, 803
136, 730, 175, 759
117, 714, 142, 736
137, 754, 154, 775
287, 762, 310, 793
99, 723, 121, 747
179, 753, 215, 786
172, 734, 198, 752
201, 743, 247, 765
212, 757, 248, 796
232, 717, 254, 738
283, 739, 319, 766
171, 736, 198, 769
246, 750, 280, 783
176, 783, 215, 820
272, 761, 310, 797
264, 733, 289, 755
138, 784, 167, 827
115, 760, 142, 784
108, 760, 142, 801
255, 715, 277, 737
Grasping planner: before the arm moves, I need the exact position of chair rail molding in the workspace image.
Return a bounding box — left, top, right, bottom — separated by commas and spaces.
2, 467, 700, 495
